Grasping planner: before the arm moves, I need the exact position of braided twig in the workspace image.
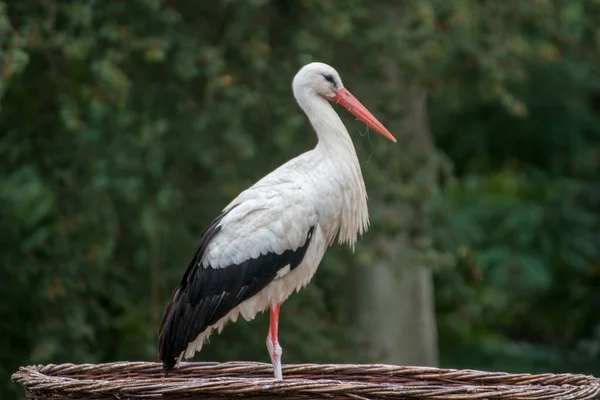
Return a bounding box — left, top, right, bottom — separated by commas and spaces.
12, 361, 600, 399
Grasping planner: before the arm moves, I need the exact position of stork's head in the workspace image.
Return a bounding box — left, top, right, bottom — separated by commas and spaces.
292, 62, 344, 100
292, 62, 396, 143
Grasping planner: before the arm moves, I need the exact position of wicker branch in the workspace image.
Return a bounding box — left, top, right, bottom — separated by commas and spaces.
12, 361, 600, 399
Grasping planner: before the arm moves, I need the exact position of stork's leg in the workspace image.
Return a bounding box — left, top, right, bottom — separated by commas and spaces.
266, 303, 283, 380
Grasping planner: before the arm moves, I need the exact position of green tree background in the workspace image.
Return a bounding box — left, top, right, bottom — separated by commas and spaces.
1, 1, 599, 398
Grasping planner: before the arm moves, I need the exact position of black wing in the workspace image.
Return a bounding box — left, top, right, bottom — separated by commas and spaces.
158, 207, 315, 373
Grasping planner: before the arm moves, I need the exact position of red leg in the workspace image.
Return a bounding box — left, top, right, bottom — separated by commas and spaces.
266, 303, 283, 379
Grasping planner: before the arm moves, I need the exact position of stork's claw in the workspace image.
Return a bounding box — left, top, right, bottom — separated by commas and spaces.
267, 335, 283, 380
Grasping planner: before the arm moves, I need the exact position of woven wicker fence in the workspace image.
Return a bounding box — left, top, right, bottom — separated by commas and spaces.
11, 361, 600, 399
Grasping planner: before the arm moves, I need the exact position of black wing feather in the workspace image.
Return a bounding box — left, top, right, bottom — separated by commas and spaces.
158, 207, 315, 373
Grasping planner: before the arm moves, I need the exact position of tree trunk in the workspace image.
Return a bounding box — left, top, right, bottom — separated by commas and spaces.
357, 89, 439, 366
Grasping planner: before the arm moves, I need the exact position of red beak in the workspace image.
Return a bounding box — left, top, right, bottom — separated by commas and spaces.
332, 88, 397, 143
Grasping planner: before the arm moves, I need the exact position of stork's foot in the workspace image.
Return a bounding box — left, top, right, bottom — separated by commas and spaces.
266, 334, 283, 380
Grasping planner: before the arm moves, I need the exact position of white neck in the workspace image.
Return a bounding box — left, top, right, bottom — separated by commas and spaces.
294, 90, 354, 150
295, 89, 370, 249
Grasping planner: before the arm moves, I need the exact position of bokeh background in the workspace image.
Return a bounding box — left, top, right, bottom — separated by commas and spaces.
1, 1, 599, 398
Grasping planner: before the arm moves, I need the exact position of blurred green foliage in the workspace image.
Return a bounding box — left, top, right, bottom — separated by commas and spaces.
1, 0, 599, 399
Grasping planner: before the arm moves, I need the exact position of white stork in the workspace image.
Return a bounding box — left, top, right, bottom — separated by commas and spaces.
158, 62, 396, 380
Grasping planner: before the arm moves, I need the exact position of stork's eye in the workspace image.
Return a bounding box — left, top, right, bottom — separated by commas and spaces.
322, 74, 336, 86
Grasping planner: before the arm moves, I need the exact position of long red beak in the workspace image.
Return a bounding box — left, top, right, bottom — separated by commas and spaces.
332, 88, 397, 143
